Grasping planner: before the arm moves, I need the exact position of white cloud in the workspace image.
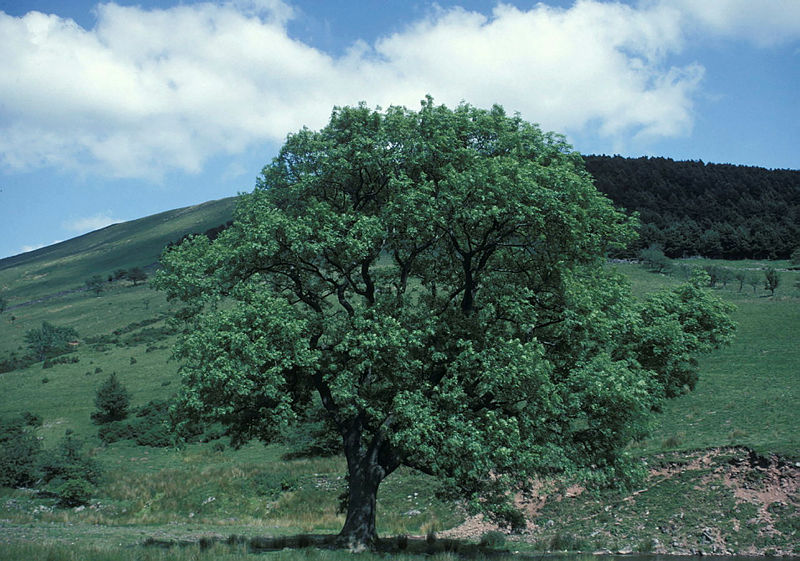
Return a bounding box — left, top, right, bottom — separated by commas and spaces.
658, 0, 800, 46
20, 240, 63, 254
63, 213, 120, 233
0, 0, 714, 180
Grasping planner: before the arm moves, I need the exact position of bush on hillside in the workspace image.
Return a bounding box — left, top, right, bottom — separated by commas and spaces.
131, 399, 173, 447
38, 435, 101, 507
639, 244, 672, 274
98, 399, 176, 447
38, 436, 101, 485
479, 531, 506, 548
98, 420, 135, 444
0, 414, 42, 488
0, 351, 35, 374
790, 248, 800, 267
53, 478, 94, 507
43, 355, 80, 369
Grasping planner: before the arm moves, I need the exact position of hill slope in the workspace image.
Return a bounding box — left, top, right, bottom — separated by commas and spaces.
0, 197, 237, 305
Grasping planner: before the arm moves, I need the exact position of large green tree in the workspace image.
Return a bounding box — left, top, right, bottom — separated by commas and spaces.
24, 321, 79, 362
155, 99, 734, 549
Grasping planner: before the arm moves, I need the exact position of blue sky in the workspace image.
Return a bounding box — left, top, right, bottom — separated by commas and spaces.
1, 0, 798, 259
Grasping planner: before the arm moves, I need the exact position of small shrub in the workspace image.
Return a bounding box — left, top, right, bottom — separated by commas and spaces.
133, 423, 172, 447
20, 412, 42, 427
122, 326, 176, 347
37, 436, 101, 508
637, 537, 655, 552
0, 352, 35, 374
24, 321, 78, 362
94, 367, 103, 374
640, 245, 672, 274
131, 399, 173, 447
38, 436, 101, 487
479, 530, 506, 548
98, 421, 135, 444
43, 354, 79, 369
0, 415, 42, 487
54, 478, 94, 507
130, 356, 137, 364
41, 377, 49, 384
252, 471, 299, 499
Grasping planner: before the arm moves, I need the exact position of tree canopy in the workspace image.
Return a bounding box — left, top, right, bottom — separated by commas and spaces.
155, 98, 735, 548
24, 321, 79, 362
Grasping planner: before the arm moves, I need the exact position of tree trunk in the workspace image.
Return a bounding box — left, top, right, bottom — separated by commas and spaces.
338, 463, 381, 551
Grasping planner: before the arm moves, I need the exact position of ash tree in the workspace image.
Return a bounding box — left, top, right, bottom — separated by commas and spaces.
24, 321, 78, 362
126, 267, 148, 286
154, 99, 734, 549
85, 275, 105, 296
763, 267, 779, 296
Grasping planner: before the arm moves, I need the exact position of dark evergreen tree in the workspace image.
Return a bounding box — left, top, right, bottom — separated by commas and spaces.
91, 373, 131, 424
585, 155, 800, 259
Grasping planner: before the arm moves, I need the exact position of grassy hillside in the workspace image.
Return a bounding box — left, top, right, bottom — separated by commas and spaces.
0, 208, 798, 556
619, 260, 800, 460
0, 196, 236, 305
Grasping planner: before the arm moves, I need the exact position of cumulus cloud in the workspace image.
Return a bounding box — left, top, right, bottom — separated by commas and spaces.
63, 212, 120, 233
657, 0, 800, 46
0, 0, 757, 180
20, 241, 63, 254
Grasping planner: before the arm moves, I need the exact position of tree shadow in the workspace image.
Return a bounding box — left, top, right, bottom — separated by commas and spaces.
142, 532, 516, 557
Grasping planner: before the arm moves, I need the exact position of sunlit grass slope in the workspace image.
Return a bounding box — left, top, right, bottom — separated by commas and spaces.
0, 196, 236, 304
619, 261, 800, 460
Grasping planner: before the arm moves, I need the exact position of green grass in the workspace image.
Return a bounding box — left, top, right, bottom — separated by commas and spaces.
618, 261, 800, 460
0, 197, 236, 305
0, 541, 518, 561
0, 441, 461, 536
1, 207, 798, 556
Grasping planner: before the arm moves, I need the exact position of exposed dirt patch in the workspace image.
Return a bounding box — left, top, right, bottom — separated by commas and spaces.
439, 447, 800, 555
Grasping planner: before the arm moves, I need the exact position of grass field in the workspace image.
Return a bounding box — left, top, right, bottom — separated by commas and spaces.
618, 261, 800, 460
1, 211, 799, 557
0, 197, 236, 305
